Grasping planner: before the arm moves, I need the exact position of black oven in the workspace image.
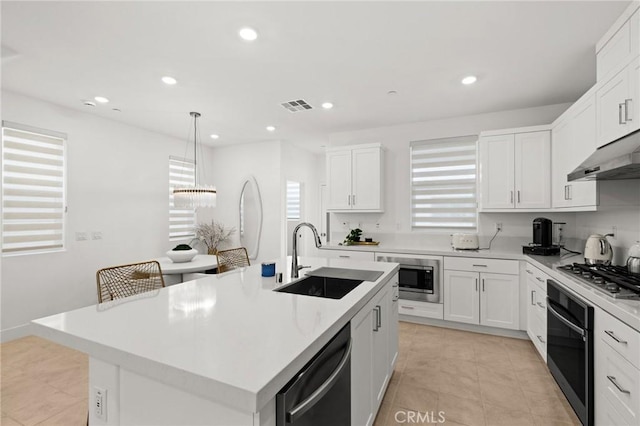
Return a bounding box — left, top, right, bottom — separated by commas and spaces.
546, 279, 594, 426
376, 255, 440, 303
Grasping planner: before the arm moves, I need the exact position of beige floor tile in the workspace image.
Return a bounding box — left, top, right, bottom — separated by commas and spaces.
386, 404, 444, 426
405, 350, 441, 374
374, 399, 393, 426
519, 371, 561, 396
484, 403, 536, 426
1, 412, 23, 426
439, 358, 478, 381
441, 343, 476, 362
533, 418, 579, 426
477, 364, 519, 390
438, 392, 485, 426
34, 399, 87, 425
393, 382, 439, 413
524, 391, 576, 424
429, 370, 482, 402
479, 380, 530, 413
475, 349, 513, 370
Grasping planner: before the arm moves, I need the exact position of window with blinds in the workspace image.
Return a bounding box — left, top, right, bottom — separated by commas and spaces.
286, 181, 301, 220
2, 122, 66, 254
169, 157, 196, 239
410, 136, 478, 230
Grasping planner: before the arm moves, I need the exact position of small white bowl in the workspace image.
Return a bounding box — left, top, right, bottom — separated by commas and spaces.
166, 248, 198, 263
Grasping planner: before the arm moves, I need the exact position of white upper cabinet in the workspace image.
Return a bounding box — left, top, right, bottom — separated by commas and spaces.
479, 128, 550, 211
595, 5, 640, 148
551, 91, 599, 210
596, 6, 639, 82
596, 60, 639, 147
326, 144, 383, 212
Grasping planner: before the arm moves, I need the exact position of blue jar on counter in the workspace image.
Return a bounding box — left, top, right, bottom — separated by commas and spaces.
261, 262, 276, 277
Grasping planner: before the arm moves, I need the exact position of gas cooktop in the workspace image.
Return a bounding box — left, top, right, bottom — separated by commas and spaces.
557, 263, 640, 300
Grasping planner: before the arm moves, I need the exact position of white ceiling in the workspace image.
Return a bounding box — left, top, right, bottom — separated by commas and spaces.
1, 1, 631, 152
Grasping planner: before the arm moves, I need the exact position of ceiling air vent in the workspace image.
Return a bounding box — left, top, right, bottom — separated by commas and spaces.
281, 99, 313, 113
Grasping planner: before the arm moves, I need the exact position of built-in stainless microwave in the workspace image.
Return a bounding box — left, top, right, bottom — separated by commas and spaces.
376, 254, 441, 303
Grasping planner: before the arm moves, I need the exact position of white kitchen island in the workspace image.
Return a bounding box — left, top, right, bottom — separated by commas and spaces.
32, 256, 399, 425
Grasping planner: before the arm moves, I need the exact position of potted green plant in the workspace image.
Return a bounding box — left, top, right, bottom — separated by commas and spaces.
343, 228, 363, 245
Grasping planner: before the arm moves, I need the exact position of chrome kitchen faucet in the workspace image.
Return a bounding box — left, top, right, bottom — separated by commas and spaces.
291, 222, 323, 278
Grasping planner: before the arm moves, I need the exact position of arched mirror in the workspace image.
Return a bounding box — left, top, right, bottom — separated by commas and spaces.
239, 176, 263, 260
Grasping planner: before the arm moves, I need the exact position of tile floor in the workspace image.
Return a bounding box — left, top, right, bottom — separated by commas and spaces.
0, 322, 580, 425
374, 322, 581, 426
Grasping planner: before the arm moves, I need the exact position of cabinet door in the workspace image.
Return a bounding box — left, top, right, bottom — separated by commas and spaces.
597, 66, 632, 147
525, 278, 539, 342
351, 307, 373, 426
480, 273, 519, 330
444, 270, 479, 325
514, 131, 550, 209
388, 275, 399, 370
629, 57, 640, 134
551, 119, 572, 208
351, 147, 382, 211
326, 150, 352, 210
372, 287, 390, 410
569, 96, 599, 207
479, 134, 515, 209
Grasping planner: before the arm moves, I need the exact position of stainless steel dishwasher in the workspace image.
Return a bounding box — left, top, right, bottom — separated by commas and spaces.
276, 323, 351, 425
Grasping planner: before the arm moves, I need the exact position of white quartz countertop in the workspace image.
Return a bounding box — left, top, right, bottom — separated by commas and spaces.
31, 257, 398, 413
322, 240, 640, 331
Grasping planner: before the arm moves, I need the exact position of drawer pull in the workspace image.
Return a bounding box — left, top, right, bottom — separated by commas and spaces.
472, 264, 487, 267
338, 255, 351, 259
607, 376, 631, 394
604, 330, 628, 344
531, 290, 536, 305
392, 284, 399, 288
536, 277, 545, 283
536, 335, 546, 344
526, 269, 533, 275
401, 305, 415, 310
393, 296, 399, 302
537, 302, 546, 309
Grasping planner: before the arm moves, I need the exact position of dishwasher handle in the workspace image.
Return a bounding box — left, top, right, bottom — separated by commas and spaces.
286, 338, 352, 423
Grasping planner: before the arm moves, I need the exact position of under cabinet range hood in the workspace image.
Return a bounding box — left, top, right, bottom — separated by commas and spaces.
568, 130, 640, 181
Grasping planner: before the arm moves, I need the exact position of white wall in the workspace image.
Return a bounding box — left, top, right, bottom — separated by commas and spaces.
0, 91, 214, 340
325, 103, 573, 242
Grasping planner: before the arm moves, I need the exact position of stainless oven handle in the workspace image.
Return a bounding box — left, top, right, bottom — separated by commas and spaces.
287, 338, 352, 423
547, 302, 585, 337
607, 376, 631, 394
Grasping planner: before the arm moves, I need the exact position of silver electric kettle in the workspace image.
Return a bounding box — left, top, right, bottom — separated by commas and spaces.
584, 234, 614, 265
627, 242, 640, 274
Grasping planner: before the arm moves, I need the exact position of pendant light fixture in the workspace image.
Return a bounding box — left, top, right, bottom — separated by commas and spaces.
173, 111, 216, 208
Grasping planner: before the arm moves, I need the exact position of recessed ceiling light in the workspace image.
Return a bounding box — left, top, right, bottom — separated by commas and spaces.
461, 75, 477, 85
94, 96, 109, 103
162, 76, 177, 85
387, 90, 398, 96
210, 134, 220, 140
239, 27, 258, 41
266, 126, 276, 132
321, 102, 334, 110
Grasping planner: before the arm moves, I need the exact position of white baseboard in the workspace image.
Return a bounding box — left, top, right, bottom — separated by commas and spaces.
399, 315, 529, 340
1, 323, 33, 343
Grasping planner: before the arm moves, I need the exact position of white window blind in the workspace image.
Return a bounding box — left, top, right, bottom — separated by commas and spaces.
2, 122, 66, 254
169, 157, 196, 239
410, 136, 478, 230
286, 181, 301, 220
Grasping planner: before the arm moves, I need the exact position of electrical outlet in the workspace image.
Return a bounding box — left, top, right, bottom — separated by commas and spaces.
75, 232, 87, 241
495, 223, 503, 232
91, 231, 103, 240
376, 223, 380, 229
93, 387, 106, 420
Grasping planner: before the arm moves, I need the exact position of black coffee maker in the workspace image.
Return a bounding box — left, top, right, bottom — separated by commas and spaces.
523, 217, 560, 256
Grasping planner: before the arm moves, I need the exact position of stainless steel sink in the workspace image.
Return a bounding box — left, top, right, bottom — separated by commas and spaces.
275, 275, 364, 299
305, 267, 383, 282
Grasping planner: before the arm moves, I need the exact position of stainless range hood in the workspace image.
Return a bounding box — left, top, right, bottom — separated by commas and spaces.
568, 129, 640, 181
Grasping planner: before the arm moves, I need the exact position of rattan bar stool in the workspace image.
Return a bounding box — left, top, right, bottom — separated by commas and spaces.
216, 247, 250, 273
96, 260, 165, 303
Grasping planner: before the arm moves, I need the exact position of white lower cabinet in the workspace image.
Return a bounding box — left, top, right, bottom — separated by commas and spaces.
319, 249, 375, 261
595, 307, 640, 425
443, 269, 519, 330
351, 275, 398, 426
524, 264, 548, 361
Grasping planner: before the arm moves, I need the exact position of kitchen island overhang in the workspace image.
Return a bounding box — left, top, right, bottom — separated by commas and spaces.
31, 256, 399, 424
